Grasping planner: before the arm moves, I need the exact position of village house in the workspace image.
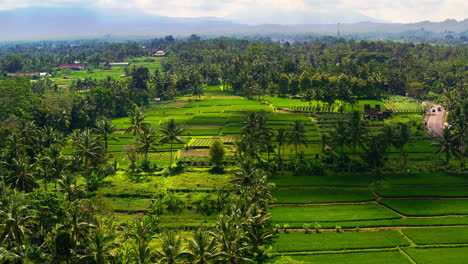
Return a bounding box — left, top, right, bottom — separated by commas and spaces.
153, 50, 166, 57
57, 64, 86, 71
100, 62, 131, 66
8, 72, 40, 77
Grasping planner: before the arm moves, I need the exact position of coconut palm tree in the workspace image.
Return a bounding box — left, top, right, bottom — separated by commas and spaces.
57, 201, 95, 248
126, 216, 155, 264
96, 118, 119, 154
275, 128, 287, 164
186, 228, 223, 264
136, 126, 158, 161
0, 194, 34, 255
211, 215, 253, 264
382, 125, 396, 154
155, 231, 189, 264
159, 119, 185, 169
80, 228, 117, 264
73, 128, 102, 192
58, 173, 84, 201
394, 123, 413, 168
432, 127, 462, 169
5, 155, 38, 192
35, 151, 52, 191
126, 107, 150, 136
287, 120, 308, 161
332, 120, 349, 158
346, 111, 367, 172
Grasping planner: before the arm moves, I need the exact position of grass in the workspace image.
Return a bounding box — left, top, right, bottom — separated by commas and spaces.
268, 251, 411, 264
272, 216, 468, 229
404, 247, 468, 264
269, 203, 400, 223
380, 199, 468, 216
403, 227, 468, 245
273, 188, 374, 204
273, 231, 409, 252
376, 186, 468, 198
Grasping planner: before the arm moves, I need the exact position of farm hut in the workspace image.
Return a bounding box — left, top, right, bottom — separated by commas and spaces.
363, 104, 392, 120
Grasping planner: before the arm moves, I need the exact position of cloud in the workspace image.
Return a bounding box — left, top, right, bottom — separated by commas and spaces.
0, 0, 466, 23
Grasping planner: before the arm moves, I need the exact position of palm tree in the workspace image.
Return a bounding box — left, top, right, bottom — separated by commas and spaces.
0, 194, 34, 255
126, 107, 150, 136
394, 123, 412, 168
432, 127, 462, 169
126, 217, 155, 264
211, 215, 253, 264
57, 201, 95, 248
186, 228, 223, 264
159, 119, 185, 169
36, 151, 52, 191
382, 125, 396, 154
155, 231, 189, 264
5, 156, 38, 192
73, 128, 102, 192
275, 128, 287, 166
136, 126, 158, 160
288, 120, 308, 161
301, 88, 316, 116
332, 120, 349, 158
96, 118, 119, 154
58, 173, 84, 201
346, 111, 367, 172
80, 228, 117, 264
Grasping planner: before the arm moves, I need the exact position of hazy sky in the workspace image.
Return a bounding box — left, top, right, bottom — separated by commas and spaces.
0, 0, 466, 23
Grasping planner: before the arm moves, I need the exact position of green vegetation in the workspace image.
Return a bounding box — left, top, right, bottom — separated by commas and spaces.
269, 204, 400, 223
273, 188, 374, 203
274, 231, 410, 252
404, 247, 468, 264
403, 227, 468, 245
380, 199, 468, 216
269, 251, 411, 264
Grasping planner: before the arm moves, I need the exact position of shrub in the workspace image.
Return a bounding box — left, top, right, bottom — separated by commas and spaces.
209, 139, 225, 169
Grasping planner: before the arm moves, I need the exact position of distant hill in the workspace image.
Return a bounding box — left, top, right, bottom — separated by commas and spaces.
0, 8, 467, 41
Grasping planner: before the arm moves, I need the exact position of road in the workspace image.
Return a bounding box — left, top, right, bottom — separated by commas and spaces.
426, 104, 445, 138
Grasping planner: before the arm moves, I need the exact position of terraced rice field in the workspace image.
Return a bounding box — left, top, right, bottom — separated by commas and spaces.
269, 173, 468, 263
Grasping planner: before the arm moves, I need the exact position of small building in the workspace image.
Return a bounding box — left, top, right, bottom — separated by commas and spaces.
57, 64, 86, 71
109, 62, 130, 66
362, 104, 393, 120
8, 72, 40, 77
100, 62, 130, 66
40, 72, 52, 77
153, 50, 166, 57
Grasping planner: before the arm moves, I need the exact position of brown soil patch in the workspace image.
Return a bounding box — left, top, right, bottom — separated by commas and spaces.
179, 149, 209, 157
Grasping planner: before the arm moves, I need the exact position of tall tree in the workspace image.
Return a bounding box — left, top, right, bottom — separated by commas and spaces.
155, 231, 189, 264
96, 118, 119, 154
73, 128, 102, 192
288, 120, 308, 162
159, 119, 185, 169
126, 107, 150, 136
432, 127, 462, 169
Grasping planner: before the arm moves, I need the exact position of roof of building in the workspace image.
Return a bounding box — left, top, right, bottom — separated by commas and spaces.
57, 64, 85, 69
8, 72, 40, 77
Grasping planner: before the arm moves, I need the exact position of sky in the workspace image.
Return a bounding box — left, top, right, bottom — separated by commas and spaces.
0, 0, 466, 24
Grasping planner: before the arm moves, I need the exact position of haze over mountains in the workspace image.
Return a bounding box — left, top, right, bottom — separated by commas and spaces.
1, 7, 467, 41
